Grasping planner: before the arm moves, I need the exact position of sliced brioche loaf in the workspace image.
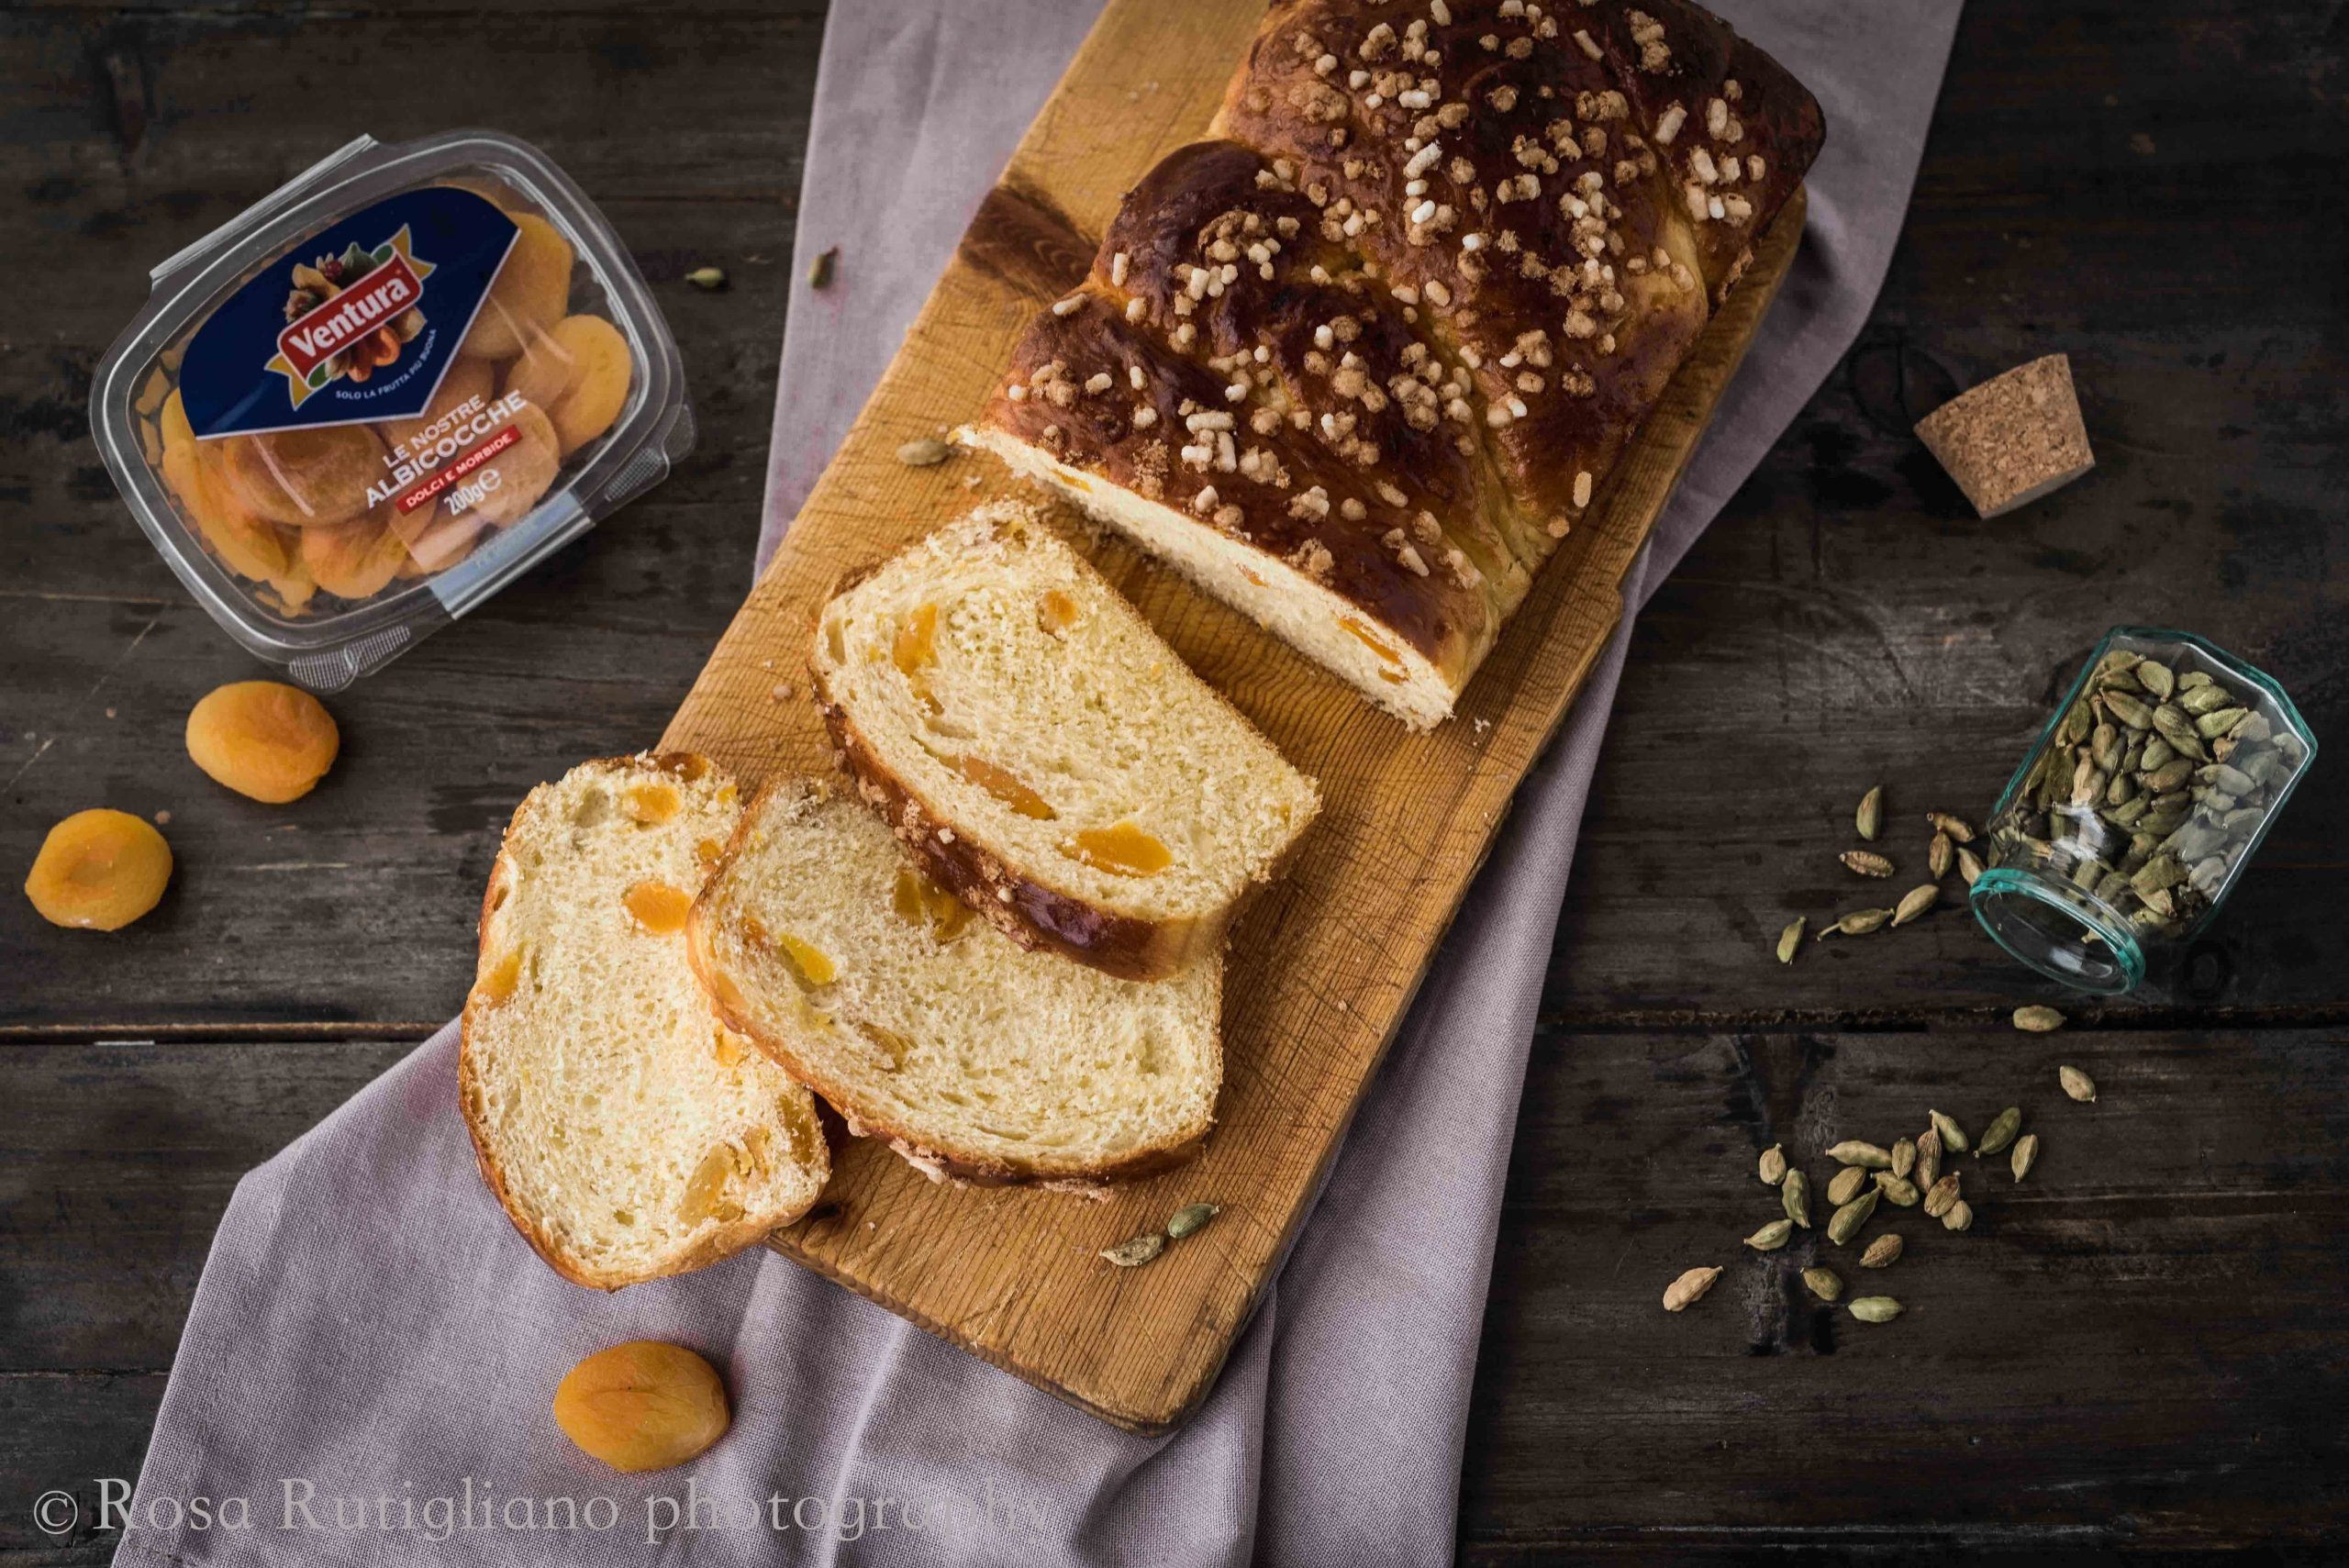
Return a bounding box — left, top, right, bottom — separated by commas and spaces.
810, 503, 1319, 981
687, 778, 1222, 1184
460, 753, 830, 1288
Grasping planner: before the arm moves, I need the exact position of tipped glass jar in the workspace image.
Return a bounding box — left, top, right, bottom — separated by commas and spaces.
1970, 628, 2315, 995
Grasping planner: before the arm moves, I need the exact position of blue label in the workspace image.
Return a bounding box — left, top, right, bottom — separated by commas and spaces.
181, 186, 519, 438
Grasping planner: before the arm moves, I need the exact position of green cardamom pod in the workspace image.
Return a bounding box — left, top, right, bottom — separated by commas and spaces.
1924, 812, 1977, 843
1166, 1202, 1220, 1240
1930, 1108, 1971, 1153
2137, 661, 2176, 700
1874, 1173, 1920, 1207
2176, 670, 2214, 692
2178, 682, 2232, 715
2090, 721, 2122, 773
2010, 1132, 2040, 1182
1826, 1166, 1868, 1207
1856, 785, 1883, 842
1758, 1144, 1787, 1185
1745, 1218, 1795, 1251
1848, 1296, 1903, 1324
1914, 1129, 1943, 1190
2013, 1005, 2065, 1033
2102, 691, 2154, 730
1928, 832, 1954, 879
1956, 846, 1985, 887
2059, 1065, 2097, 1103
1976, 1107, 2021, 1157
1101, 1232, 1165, 1267
1826, 1140, 1893, 1169
2140, 734, 2175, 771
1826, 1188, 1880, 1246
1860, 1233, 1902, 1269
1802, 1266, 1843, 1302
1776, 917, 1805, 964
1663, 1265, 1721, 1312
1842, 850, 1895, 878
1923, 1173, 1962, 1218
1891, 884, 1939, 927
1782, 1169, 1811, 1229
1942, 1199, 1975, 1233
1817, 907, 1895, 940
1890, 1137, 1917, 1179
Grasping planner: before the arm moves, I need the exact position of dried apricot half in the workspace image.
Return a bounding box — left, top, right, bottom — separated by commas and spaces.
219, 424, 384, 528
24, 809, 173, 930
301, 509, 411, 601
504, 314, 633, 454
462, 213, 573, 361
185, 681, 340, 803
161, 439, 291, 583
552, 1341, 729, 1474
379, 355, 495, 460
452, 402, 562, 528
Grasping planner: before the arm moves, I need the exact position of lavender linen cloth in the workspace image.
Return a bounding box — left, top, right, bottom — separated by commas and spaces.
117, 6, 1958, 1563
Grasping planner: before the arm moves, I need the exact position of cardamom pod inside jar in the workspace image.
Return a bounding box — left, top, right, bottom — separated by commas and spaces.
1970, 628, 2316, 995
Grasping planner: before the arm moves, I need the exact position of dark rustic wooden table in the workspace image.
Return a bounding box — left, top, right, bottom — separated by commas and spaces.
4, 2, 2343, 1562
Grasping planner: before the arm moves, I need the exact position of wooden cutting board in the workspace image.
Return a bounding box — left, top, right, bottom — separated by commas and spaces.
660, 0, 1804, 1432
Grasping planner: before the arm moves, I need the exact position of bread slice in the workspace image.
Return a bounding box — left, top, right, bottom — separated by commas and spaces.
460, 753, 830, 1288
687, 778, 1221, 1184
810, 503, 1319, 981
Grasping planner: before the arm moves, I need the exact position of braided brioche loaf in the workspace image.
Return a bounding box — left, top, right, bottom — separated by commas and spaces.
962, 0, 1823, 727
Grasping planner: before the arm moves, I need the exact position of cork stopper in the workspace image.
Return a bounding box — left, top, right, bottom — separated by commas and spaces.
1914, 354, 2095, 519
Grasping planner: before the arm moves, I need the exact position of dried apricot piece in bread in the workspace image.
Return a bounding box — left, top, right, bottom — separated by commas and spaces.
505, 314, 633, 453
454, 401, 562, 528
378, 356, 495, 460
553, 1342, 729, 1473
185, 681, 340, 803
460, 212, 573, 361
301, 507, 411, 600
24, 809, 173, 930
219, 423, 384, 528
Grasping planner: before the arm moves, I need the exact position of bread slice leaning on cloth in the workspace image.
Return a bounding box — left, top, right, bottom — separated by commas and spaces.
810, 502, 1320, 981
962, 0, 1825, 727
687, 778, 1222, 1186
460, 752, 830, 1288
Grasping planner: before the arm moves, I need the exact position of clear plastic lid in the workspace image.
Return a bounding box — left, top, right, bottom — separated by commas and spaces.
89, 130, 694, 689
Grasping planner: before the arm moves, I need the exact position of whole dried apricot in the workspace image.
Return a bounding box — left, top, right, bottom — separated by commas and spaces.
462, 213, 573, 361
301, 509, 410, 600
390, 503, 484, 573
220, 424, 384, 528
379, 355, 495, 459
185, 681, 340, 803
24, 809, 173, 930
452, 402, 562, 528
161, 440, 291, 582
504, 314, 633, 454
552, 1341, 729, 1473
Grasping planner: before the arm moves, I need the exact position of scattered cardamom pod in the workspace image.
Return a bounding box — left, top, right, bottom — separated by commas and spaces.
2010, 1132, 2040, 1182
1890, 1137, 1917, 1180
1101, 1232, 1164, 1267
1782, 1169, 1811, 1229
1927, 831, 1954, 879
1776, 918, 1804, 964
2013, 1005, 2065, 1033
896, 437, 952, 467
807, 246, 839, 289
1860, 1233, 1902, 1269
1826, 1187, 1880, 1246
1663, 1265, 1722, 1312
1827, 1140, 1893, 1170
1976, 1106, 2022, 1157
685, 265, 728, 291
1915, 1128, 1943, 1190
1848, 1296, 1903, 1323
1929, 1108, 1971, 1153
1826, 1166, 1868, 1207
1890, 883, 1940, 927
1802, 1266, 1844, 1302
1922, 1173, 1961, 1218
1841, 850, 1896, 878
1758, 1144, 1787, 1186
1745, 1218, 1795, 1251
1817, 906, 1896, 940
1857, 784, 1884, 842
1955, 845, 1986, 887
2059, 1065, 2098, 1103
1166, 1202, 1220, 1240
1942, 1199, 1975, 1233
1874, 1173, 1920, 1207
1924, 812, 1977, 843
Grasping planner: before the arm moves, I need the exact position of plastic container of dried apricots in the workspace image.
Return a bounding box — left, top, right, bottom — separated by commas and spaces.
90, 131, 693, 689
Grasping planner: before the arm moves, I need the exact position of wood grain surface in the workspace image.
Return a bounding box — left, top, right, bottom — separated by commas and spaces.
4, 0, 2346, 1560
656, 0, 1804, 1431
